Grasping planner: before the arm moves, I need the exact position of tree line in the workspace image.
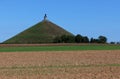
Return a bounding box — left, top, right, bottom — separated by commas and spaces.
53, 34, 107, 43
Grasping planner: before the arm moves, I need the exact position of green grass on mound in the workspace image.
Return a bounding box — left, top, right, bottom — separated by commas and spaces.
0, 45, 120, 52
4, 20, 73, 44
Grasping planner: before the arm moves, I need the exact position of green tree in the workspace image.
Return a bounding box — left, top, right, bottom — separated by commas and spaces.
90, 37, 99, 43
75, 34, 83, 43
66, 35, 75, 43
82, 36, 89, 43
61, 35, 75, 43
53, 35, 75, 43
61, 35, 68, 43
53, 36, 61, 43
98, 36, 107, 43
90, 38, 94, 43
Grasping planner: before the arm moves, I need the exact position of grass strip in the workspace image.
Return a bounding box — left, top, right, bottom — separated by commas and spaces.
0, 64, 120, 70
0, 45, 120, 52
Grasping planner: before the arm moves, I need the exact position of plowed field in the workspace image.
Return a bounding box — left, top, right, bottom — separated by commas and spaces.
0, 50, 120, 79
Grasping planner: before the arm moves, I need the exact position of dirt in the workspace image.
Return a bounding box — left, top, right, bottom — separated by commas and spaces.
0, 50, 120, 79
0, 43, 114, 47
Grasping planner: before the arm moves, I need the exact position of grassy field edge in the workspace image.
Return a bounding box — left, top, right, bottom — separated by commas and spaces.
0, 45, 120, 52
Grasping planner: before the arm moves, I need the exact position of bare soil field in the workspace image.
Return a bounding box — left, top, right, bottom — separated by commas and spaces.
0, 50, 120, 79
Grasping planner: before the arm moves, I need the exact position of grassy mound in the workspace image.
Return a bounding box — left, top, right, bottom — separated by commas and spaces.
3, 20, 73, 44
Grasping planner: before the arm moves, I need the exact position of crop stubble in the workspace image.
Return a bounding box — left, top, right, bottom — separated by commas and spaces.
0, 50, 120, 79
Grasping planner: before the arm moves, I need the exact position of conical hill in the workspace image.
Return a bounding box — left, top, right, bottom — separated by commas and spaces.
3, 20, 73, 44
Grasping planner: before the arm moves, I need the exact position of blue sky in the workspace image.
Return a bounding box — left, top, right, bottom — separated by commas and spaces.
0, 0, 120, 43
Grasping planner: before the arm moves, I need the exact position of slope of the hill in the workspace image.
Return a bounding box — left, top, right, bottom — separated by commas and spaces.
3, 20, 73, 44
